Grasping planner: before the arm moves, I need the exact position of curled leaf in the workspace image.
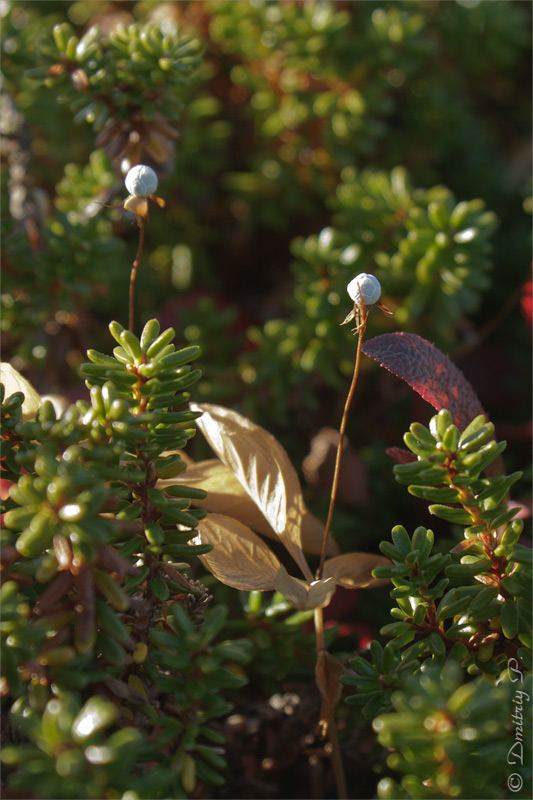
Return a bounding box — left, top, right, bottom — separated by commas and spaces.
160, 457, 338, 556
0, 363, 41, 419
315, 650, 346, 734
192, 513, 281, 591
190, 403, 313, 581
322, 553, 391, 589
193, 515, 337, 610
274, 566, 336, 611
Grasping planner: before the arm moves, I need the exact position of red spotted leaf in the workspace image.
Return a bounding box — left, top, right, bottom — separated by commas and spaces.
362, 333, 486, 430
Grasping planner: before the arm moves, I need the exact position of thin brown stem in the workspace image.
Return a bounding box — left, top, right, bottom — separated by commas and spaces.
314, 607, 347, 799
326, 716, 348, 800
317, 310, 369, 579
129, 220, 145, 333
311, 309, 369, 800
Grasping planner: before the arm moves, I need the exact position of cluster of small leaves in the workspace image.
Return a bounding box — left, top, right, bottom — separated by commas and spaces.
204, 0, 529, 229
373, 659, 532, 800
241, 170, 497, 417
341, 639, 418, 720
0, 6, 215, 368
1, 205, 124, 368
343, 409, 530, 712
205, 2, 440, 219
207, 0, 356, 223
54, 148, 117, 221
342, 408, 531, 795
1, 386, 30, 484
2, 1, 530, 434
226, 590, 321, 693
1, 601, 251, 800
31, 20, 201, 168
334, 167, 497, 335
164, 294, 246, 407
0, 321, 251, 798
393, 411, 529, 652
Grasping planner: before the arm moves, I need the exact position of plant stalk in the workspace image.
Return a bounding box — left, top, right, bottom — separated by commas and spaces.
129, 219, 145, 333
312, 309, 369, 800
317, 310, 369, 579
314, 606, 348, 800
326, 710, 348, 799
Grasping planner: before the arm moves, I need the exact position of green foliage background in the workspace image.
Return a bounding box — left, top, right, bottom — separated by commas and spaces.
1, 1, 531, 798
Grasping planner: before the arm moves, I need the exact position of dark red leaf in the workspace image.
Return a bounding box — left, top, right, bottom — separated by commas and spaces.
385, 446, 417, 465
362, 332, 486, 431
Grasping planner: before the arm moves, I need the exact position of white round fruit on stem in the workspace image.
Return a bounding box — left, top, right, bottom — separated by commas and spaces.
347, 273, 381, 307
125, 165, 158, 198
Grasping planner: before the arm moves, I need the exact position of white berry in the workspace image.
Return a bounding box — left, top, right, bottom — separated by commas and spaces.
125, 165, 158, 197
347, 273, 381, 306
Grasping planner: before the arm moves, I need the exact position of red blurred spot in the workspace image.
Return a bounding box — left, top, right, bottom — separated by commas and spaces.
521, 275, 532, 328
0, 479, 13, 501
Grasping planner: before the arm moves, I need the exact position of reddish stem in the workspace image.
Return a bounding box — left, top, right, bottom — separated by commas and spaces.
129, 219, 145, 332
317, 309, 369, 579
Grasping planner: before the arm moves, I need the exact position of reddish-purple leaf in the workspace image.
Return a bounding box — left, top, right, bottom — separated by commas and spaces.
362, 333, 486, 430
385, 446, 416, 465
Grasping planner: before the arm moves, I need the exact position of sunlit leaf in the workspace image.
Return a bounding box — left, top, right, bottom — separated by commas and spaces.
72, 696, 119, 742
192, 513, 281, 591
190, 403, 313, 581
193, 514, 336, 610
274, 567, 336, 610
160, 457, 338, 556
322, 553, 391, 588
0, 363, 41, 420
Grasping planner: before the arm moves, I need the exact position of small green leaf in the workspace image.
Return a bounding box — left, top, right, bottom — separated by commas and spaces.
408, 486, 460, 503
427, 632, 446, 656
119, 330, 143, 362
445, 559, 492, 578
72, 696, 118, 741
391, 526, 412, 555
501, 600, 519, 639
149, 576, 169, 601
429, 505, 473, 525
